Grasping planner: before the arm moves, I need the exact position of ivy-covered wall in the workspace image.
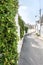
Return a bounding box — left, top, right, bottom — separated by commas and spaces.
18, 15, 25, 38
0, 0, 18, 65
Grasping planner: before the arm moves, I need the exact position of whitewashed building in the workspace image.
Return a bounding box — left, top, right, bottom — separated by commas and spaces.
41, 25, 43, 37
36, 15, 43, 37
36, 21, 40, 34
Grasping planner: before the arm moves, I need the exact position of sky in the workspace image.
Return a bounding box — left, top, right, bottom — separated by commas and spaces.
18, 0, 43, 25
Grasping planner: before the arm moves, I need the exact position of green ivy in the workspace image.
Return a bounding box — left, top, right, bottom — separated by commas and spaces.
18, 15, 25, 38
0, 0, 18, 65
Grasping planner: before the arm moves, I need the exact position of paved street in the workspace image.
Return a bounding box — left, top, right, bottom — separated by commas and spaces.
18, 33, 43, 65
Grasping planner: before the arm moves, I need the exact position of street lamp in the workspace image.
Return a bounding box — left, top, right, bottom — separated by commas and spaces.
35, 0, 41, 35
39, 0, 41, 35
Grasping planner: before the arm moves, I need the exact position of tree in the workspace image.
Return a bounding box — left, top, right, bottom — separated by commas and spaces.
18, 15, 25, 38
0, 0, 18, 65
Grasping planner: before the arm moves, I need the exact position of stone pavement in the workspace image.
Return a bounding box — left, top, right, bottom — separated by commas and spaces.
18, 33, 43, 65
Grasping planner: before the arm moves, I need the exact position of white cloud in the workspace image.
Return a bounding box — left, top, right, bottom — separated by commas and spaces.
18, 6, 29, 23
19, 6, 27, 10
18, 5, 35, 24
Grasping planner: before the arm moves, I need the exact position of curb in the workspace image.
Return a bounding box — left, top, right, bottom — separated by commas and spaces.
38, 36, 43, 41
17, 38, 23, 54
35, 33, 43, 41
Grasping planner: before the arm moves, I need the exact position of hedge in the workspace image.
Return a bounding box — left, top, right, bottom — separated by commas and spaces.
0, 0, 18, 65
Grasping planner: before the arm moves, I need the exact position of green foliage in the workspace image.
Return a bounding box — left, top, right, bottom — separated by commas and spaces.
18, 15, 25, 38
0, 0, 18, 65
25, 26, 28, 33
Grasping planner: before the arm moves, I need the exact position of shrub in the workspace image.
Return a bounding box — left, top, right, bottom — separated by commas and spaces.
25, 26, 28, 33
0, 0, 18, 65
36, 33, 40, 36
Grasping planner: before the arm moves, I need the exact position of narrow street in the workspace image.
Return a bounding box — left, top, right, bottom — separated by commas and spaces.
18, 33, 43, 65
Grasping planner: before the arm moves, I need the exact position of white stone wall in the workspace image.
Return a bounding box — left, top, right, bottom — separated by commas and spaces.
36, 23, 40, 34
41, 25, 43, 37
15, 14, 20, 39
36, 23, 43, 37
